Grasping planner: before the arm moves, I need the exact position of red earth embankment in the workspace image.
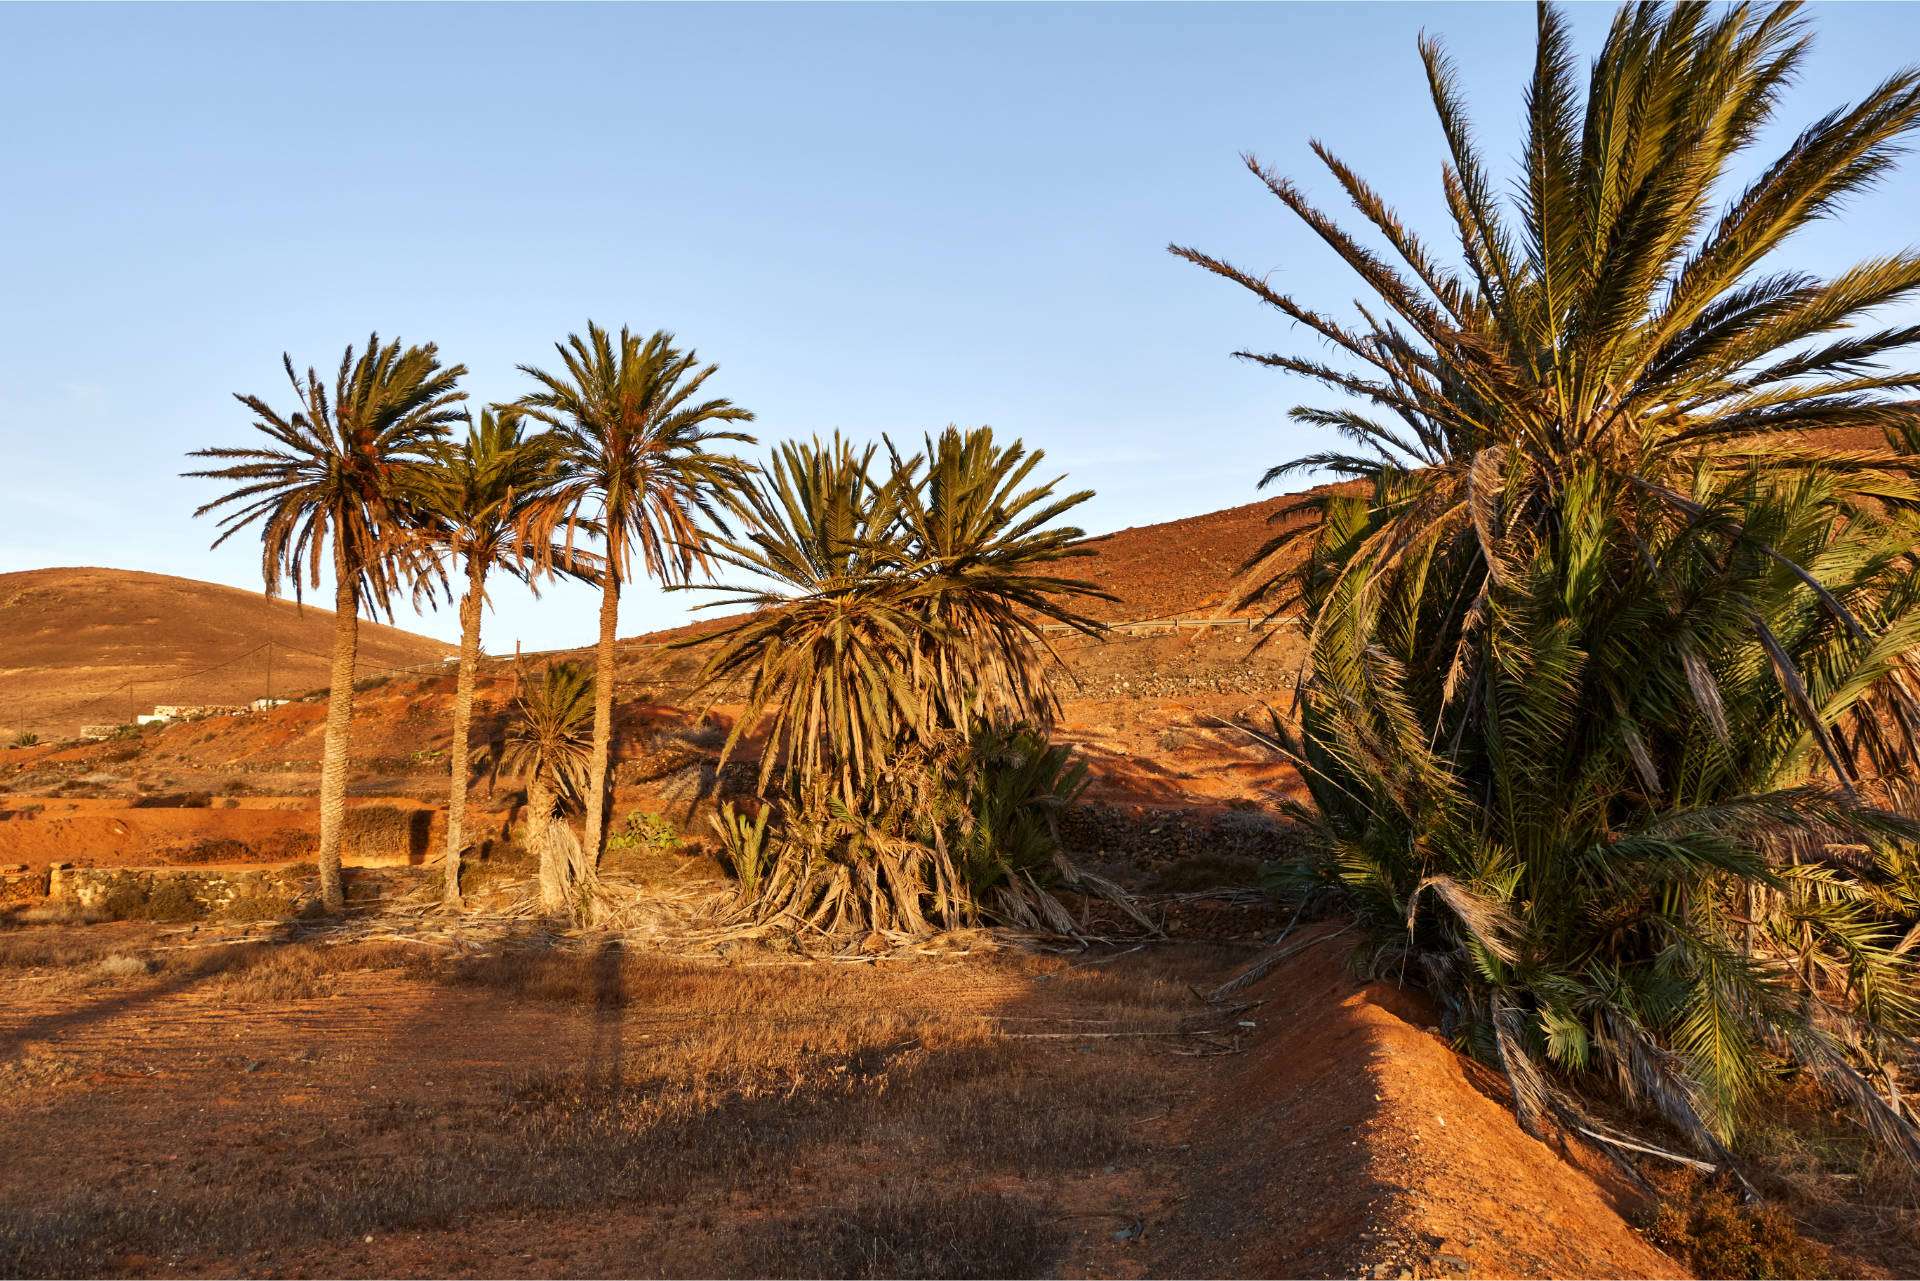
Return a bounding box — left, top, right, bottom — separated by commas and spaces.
0, 796, 485, 872
1150, 925, 1683, 1279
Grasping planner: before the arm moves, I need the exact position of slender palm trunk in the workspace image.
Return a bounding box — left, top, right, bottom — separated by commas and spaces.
443, 554, 486, 906
316, 555, 360, 915
583, 569, 621, 864
529, 773, 567, 912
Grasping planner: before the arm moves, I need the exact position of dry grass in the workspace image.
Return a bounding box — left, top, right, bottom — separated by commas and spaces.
94, 954, 152, 979
0, 902, 108, 931
1639, 1170, 1835, 1280
739, 1186, 1052, 1278
0, 930, 1205, 1277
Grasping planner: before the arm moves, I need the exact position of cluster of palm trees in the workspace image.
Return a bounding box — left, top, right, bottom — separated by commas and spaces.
186, 326, 1105, 927
187, 323, 754, 915
1178, 1, 1920, 1169
687, 428, 1116, 934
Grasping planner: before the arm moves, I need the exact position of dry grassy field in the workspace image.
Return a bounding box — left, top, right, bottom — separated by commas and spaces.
0, 916, 1242, 1279
8, 906, 1909, 1280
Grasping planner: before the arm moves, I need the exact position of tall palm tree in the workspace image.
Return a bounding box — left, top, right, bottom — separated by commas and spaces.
413, 408, 602, 906
186, 337, 466, 913
515, 322, 755, 864
1176, 0, 1920, 1164
497, 662, 596, 913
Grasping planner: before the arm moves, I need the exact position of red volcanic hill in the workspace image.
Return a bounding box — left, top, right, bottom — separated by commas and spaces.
0, 568, 453, 740
619, 491, 1323, 648
1066, 492, 1318, 623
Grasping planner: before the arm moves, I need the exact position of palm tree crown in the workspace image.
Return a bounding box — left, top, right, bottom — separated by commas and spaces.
500, 662, 597, 808
1175, 2, 1920, 631
186, 337, 468, 611
516, 323, 756, 586
414, 407, 603, 597
692, 427, 1109, 797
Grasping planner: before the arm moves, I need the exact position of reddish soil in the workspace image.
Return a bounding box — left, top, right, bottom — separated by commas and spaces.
1146, 926, 1681, 1279
0, 923, 1686, 1279
0, 796, 482, 874
1066, 489, 1327, 623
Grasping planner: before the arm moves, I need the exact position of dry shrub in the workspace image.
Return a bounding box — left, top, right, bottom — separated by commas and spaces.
215, 890, 294, 922
193, 939, 431, 1003
0, 903, 107, 932
0, 925, 129, 969
1639, 1171, 1833, 1280
741, 1186, 1053, 1279
211, 950, 335, 1003
96, 954, 153, 979
131, 792, 212, 809
342, 805, 431, 862
174, 838, 251, 865
143, 878, 204, 923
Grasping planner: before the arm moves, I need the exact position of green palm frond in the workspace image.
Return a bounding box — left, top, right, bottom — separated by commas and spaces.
184, 335, 468, 613
1194, 0, 1920, 1166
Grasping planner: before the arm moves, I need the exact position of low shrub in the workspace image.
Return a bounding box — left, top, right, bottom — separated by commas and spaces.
216, 890, 295, 922
143, 878, 204, 923
1638, 1172, 1833, 1280
606, 810, 679, 856
97, 954, 154, 979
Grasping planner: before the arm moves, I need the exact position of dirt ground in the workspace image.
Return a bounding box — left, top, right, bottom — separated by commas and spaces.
5, 549, 1915, 1279
0, 911, 1720, 1281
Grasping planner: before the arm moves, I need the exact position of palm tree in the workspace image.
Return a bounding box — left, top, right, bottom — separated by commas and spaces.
498, 662, 596, 913
1173, 1, 1920, 639
686, 428, 1119, 935
693, 429, 1109, 801
1176, 1, 1920, 1165
413, 408, 602, 906
186, 337, 466, 913
693, 435, 925, 799
515, 323, 756, 865
890, 425, 1110, 733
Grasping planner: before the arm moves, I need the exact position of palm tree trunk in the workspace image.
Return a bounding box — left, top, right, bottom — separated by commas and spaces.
443, 555, 486, 906
316, 557, 360, 915
529, 774, 567, 913
583, 569, 620, 864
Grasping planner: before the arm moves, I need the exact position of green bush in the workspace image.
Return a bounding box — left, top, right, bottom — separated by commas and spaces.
606, 810, 679, 856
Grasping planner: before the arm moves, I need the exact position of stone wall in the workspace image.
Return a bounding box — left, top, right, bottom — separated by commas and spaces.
0, 866, 49, 902
1060, 803, 1306, 863
45, 864, 312, 920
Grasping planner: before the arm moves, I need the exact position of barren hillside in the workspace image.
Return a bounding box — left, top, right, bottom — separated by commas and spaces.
0, 568, 452, 739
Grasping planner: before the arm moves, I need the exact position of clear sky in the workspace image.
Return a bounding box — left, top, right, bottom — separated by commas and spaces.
5, 2, 1918, 654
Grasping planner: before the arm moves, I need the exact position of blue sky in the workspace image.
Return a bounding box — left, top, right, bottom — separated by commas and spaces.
5, 2, 1918, 653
